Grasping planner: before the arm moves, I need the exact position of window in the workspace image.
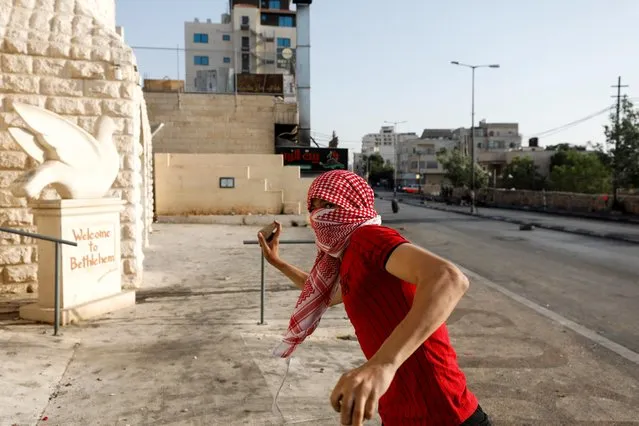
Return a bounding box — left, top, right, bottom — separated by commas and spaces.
193, 33, 208, 43
426, 161, 439, 169
223, 57, 231, 63
278, 16, 293, 27
268, 0, 281, 8
222, 34, 231, 41
261, 14, 267, 22
241, 16, 249, 25
219, 177, 235, 189
277, 37, 291, 48
194, 55, 209, 66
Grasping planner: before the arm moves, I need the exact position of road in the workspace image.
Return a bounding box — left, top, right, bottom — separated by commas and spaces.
383, 190, 639, 243
375, 197, 639, 357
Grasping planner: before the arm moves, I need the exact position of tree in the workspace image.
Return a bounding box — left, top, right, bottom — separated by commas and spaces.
501, 156, 546, 190
363, 153, 394, 187
437, 148, 489, 189
549, 150, 611, 194
604, 96, 639, 196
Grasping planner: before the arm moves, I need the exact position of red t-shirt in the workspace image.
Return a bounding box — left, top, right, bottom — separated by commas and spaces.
339, 225, 478, 426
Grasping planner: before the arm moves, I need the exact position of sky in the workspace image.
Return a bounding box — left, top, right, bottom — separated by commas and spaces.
116, 0, 639, 153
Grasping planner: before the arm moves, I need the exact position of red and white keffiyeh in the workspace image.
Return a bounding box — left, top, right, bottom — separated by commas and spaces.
273, 170, 381, 358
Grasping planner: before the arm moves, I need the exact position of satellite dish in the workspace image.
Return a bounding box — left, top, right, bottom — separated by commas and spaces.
281, 48, 293, 60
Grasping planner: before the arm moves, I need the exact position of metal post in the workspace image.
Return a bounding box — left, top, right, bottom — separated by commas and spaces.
470, 66, 476, 214
259, 253, 265, 325
54, 242, 61, 336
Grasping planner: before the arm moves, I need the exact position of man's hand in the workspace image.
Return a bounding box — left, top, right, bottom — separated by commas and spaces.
257, 222, 282, 266
329, 361, 396, 425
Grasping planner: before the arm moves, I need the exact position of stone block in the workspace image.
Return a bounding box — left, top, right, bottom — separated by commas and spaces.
0, 171, 23, 188
3, 94, 47, 112
91, 46, 111, 62
66, 60, 106, 79
122, 258, 137, 275
40, 77, 83, 97
27, 38, 50, 57
3, 264, 37, 283
56, 0, 74, 14
69, 45, 92, 60
102, 99, 134, 117
0, 151, 28, 170
16, 0, 37, 7
33, 57, 67, 76
83, 99, 102, 115
0, 131, 20, 151
37, 0, 56, 11
120, 82, 136, 99
9, 7, 31, 28
120, 239, 135, 257
0, 245, 33, 265
76, 116, 97, 133
2, 74, 39, 94
50, 15, 73, 34
3, 30, 29, 55
0, 208, 33, 226
1, 54, 33, 74
45, 97, 84, 115
29, 11, 54, 29
48, 40, 71, 58
84, 80, 120, 98
114, 171, 140, 189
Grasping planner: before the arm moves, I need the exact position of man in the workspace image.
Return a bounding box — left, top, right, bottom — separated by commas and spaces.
258, 170, 490, 426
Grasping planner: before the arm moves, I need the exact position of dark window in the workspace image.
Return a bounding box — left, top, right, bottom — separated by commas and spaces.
241, 53, 250, 72
241, 16, 249, 25
277, 37, 290, 47
194, 56, 209, 66
268, 0, 281, 8
278, 16, 293, 27
193, 33, 209, 43
223, 57, 231, 63
222, 34, 231, 41
242, 36, 250, 51
426, 161, 439, 169
219, 177, 235, 188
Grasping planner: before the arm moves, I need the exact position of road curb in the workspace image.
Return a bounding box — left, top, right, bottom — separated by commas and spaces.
392, 199, 639, 245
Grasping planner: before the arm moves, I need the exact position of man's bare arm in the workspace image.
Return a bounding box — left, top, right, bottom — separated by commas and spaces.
369, 243, 469, 369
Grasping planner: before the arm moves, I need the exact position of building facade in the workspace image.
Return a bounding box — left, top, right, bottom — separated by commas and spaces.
397, 130, 458, 188
184, 0, 297, 93
361, 126, 418, 166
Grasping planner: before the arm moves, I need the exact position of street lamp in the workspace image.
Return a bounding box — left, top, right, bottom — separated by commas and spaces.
451, 61, 500, 214
384, 120, 407, 198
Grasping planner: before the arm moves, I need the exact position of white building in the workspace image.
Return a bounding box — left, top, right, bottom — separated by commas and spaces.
184, 0, 297, 93
457, 120, 522, 155
361, 126, 419, 166
397, 129, 458, 188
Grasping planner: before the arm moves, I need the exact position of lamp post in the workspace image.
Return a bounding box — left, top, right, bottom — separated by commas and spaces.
450, 61, 500, 214
384, 120, 407, 198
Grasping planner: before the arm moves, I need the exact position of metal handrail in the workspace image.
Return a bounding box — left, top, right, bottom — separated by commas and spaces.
243, 239, 315, 325
0, 227, 78, 336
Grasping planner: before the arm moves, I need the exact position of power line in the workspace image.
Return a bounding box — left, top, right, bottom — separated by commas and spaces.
526, 105, 614, 139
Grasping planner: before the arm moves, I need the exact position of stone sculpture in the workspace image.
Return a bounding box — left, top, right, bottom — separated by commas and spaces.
7, 103, 120, 200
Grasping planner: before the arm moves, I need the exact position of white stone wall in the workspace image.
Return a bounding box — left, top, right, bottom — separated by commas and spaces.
0, 0, 148, 292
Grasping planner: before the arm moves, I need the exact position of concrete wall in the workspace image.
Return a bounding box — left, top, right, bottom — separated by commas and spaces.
0, 0, 150, 293
460, 188, 639, 215
145, 91, 297, 154
154, 153, 312, 216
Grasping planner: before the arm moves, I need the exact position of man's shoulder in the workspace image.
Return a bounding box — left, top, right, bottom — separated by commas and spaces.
351, 224, 404, 242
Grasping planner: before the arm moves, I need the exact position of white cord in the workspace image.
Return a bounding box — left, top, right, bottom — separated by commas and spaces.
272, 357, 292, 420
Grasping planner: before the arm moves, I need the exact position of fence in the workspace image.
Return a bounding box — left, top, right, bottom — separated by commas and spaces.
0, 227, 78, 336
242, 239, 314, 325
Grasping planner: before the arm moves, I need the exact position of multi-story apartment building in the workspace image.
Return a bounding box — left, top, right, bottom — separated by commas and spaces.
457, 120, 522, 154
184, 0, 297, 92
361, 126, 418, 166
397, 129, 458, 188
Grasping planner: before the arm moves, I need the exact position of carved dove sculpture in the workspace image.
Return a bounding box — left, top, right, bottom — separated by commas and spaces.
7, 103, 120, 200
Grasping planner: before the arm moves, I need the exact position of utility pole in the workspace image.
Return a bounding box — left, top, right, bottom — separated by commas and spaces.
611, 76, 629, 207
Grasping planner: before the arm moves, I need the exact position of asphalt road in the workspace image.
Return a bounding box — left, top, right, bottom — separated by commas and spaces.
375, 198, 639, 357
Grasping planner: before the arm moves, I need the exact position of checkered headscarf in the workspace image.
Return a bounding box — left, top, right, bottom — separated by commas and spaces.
273, 170, 382, 358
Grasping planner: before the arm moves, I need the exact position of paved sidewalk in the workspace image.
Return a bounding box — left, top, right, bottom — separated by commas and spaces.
1, 223, 639, 425
391, 195, 639, 244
